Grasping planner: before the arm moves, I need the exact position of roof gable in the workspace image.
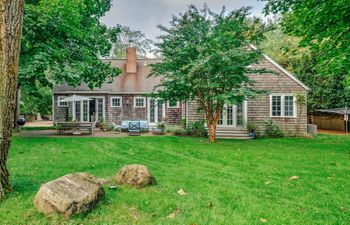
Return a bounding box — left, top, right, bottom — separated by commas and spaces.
249, 44, 310, 91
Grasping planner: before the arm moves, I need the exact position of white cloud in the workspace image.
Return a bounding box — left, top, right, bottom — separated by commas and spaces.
101, 0, 266, 40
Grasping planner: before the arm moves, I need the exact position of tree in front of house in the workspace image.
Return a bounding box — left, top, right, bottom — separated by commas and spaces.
0, 0, 24, 200
150, 5, 266, 142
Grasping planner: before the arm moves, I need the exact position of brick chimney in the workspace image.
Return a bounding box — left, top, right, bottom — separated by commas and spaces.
126, 43, 137, 73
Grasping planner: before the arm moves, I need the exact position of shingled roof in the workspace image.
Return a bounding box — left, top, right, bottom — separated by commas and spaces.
53, 58, 162, 93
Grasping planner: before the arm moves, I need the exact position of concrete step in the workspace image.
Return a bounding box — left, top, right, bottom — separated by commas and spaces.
216, 127, 247, 131
218, 136, 251, 140
216, 130, 249, 134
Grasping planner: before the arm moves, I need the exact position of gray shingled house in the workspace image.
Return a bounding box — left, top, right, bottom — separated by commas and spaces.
53, 46, 309, 138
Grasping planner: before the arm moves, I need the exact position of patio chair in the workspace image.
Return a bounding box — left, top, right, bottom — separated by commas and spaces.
128, 121, 141, 136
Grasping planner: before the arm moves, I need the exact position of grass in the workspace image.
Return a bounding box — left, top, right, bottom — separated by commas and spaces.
1, 134, 349, 224
21, 126, 56, 131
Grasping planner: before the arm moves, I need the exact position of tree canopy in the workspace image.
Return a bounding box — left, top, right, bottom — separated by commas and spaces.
150, 5, 266, 141
260, 26, 350, 111
112, 26, 154, 59
262, 0, 350, 84
20, 0, 121, 95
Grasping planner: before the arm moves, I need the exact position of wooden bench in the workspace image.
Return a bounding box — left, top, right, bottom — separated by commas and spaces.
57, 122, 94, 135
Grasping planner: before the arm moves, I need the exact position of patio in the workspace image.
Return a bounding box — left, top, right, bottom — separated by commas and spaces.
16, 128, 165, 138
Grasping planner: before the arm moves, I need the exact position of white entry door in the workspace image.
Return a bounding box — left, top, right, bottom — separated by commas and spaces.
148, 98, 165, 125
218, 102, 245, 127
73, 100, 90, 122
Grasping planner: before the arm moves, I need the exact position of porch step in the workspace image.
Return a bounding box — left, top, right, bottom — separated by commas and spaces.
215, 128, 250, 139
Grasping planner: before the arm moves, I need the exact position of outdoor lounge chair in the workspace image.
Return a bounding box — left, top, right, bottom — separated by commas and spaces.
128, 121, 141, 136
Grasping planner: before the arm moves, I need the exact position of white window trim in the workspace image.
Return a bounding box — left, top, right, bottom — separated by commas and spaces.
110, 97, 122, 107
167, 101, 180, 108
134, 97, 146, 108
58, 96, 68, 107
270, 94, 297, 118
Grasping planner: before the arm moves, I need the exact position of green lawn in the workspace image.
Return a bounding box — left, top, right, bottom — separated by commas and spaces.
1, 135, 349, 224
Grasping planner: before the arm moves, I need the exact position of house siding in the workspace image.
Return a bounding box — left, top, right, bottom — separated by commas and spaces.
187, 58, 308, 136
53, 93, 182, 125
248, 58, 307, 136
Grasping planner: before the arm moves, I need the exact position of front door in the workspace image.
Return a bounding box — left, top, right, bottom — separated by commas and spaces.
148, 98, 165, 125
217, 102, 245, 127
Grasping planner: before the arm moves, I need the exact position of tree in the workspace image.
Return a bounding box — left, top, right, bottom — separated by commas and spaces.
112, 26, 154, 59
260, 26, 350, 111
150, 5, 266, 142
19, 0, 121, 107
0, 0, 24, 200
262, 0, 350, 84
20, 82, 52, 117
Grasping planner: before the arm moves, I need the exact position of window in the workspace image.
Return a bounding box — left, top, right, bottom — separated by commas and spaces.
167, 100, 179, 108
284, 96, 294, 116
58, 96, 68, 107
134, 97, 145, 108
111, 97, 122, 107
271, 96, 282, 116
236, 102, 244, 126
227, 106, 233, 125
270, 94, 296, 117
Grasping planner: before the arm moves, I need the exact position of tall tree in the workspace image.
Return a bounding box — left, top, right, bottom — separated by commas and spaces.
0, 0, 24, 200
112, 26, 154, 59
150, 5, 266, 142
261, 26, 350, 111
20, 0, 121, 101
262, 0, 350, 84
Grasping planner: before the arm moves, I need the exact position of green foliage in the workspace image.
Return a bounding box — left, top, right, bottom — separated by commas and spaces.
295, 93, 306, 107
113, 26, 154, 59
150, 5, 267, 140
20, 0, 121, 99
260, 26, 350, 111
263, 0, 350, 84
156, 121, 166, 130
264, 119, 284, 138
20, 81, 52, 115
246, 121, 258, 132
185, 120, 208, 138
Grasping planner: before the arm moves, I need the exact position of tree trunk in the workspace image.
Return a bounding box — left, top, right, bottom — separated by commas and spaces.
205, 109, 220, 142
0, 0, 24, 200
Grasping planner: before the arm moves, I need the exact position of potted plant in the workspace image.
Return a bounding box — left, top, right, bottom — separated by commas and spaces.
152, 121, 166, 135
99, 119, 106, 132
247, 121, 258, 139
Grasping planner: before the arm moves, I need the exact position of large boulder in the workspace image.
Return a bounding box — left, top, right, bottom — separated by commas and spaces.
34, 172, 105, 217
115, 164, 156, 188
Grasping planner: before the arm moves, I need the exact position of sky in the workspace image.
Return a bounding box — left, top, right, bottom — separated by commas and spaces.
101, 0, 266, 41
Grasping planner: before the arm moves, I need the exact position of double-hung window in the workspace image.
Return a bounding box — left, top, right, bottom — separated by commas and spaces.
270, 94, 296, 117
111, 97, 122, 107
134, 97, 146, 108
58, 96, 68, 107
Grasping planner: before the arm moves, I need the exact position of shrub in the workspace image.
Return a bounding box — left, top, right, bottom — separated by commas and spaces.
247, 121, 258, 132
264, 119, 284, 138
165, 125, 183, 133
185, 120, 208, 138
157, 121, 166, 131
